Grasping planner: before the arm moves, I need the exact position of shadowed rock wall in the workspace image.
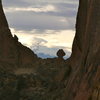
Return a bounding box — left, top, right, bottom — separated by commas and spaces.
0, 0, 37, 68
64, 0, 100, 99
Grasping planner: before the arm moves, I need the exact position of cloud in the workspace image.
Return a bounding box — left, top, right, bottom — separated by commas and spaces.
3, 0, 78, 31
2, 0, 30, 7
4, 11, 76, 31
31, 45, 71, 58
11, 28, 75, 58
20, 0, 78, 5
2, 0, 78, 58
4, 5, 57, 13
3, 0, 79, 9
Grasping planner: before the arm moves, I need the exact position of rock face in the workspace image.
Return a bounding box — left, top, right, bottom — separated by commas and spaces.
0, 0, 37, 68
0, 0, 100, 100
63, 0, 100, 99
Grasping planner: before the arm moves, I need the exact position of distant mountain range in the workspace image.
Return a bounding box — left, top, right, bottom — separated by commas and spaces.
37, 52, 70, 59
37, 53, 56, 58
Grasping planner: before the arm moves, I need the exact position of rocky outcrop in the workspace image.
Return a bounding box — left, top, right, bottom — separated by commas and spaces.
0, 0, 37, 69
0, 0, 100, 100
57, 49, 66, 59
63, 0, 100, 99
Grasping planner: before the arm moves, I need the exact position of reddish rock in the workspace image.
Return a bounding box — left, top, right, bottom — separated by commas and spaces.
63, 0, 100, 99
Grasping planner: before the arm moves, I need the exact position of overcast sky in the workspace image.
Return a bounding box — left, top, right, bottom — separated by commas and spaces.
2, 0, 79, 58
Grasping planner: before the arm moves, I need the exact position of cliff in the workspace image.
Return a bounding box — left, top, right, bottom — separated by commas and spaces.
0, 0, 37, 69
64, 0, 100, 99
0, 0, 100, 100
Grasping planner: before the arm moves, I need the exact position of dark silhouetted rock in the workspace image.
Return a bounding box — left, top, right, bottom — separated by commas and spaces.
0, 0, 38, 68
14, 34, 18, 42
57, 49, 66, 59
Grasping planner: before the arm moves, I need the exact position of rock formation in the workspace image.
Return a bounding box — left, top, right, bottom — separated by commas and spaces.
0, 0, 100, 100
57, 49, 66, 59
63, 0, 100, 99
0, 0, 37, 69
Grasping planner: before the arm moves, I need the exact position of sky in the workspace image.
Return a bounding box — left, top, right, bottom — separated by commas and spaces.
2, 0, 79, 58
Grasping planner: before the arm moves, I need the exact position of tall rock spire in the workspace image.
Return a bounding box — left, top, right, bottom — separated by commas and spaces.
0, 0, 37, 65
0, 0, 9, 29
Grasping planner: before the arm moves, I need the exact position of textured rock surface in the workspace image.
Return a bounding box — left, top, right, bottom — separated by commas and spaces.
0, 0, 100, 100
63, 0, 100, 99
0, 0, 37, 69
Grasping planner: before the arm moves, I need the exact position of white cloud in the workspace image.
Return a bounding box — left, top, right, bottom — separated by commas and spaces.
4, 5, 57, 13
11, 28, 75, 57
3, 0, 78, 58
